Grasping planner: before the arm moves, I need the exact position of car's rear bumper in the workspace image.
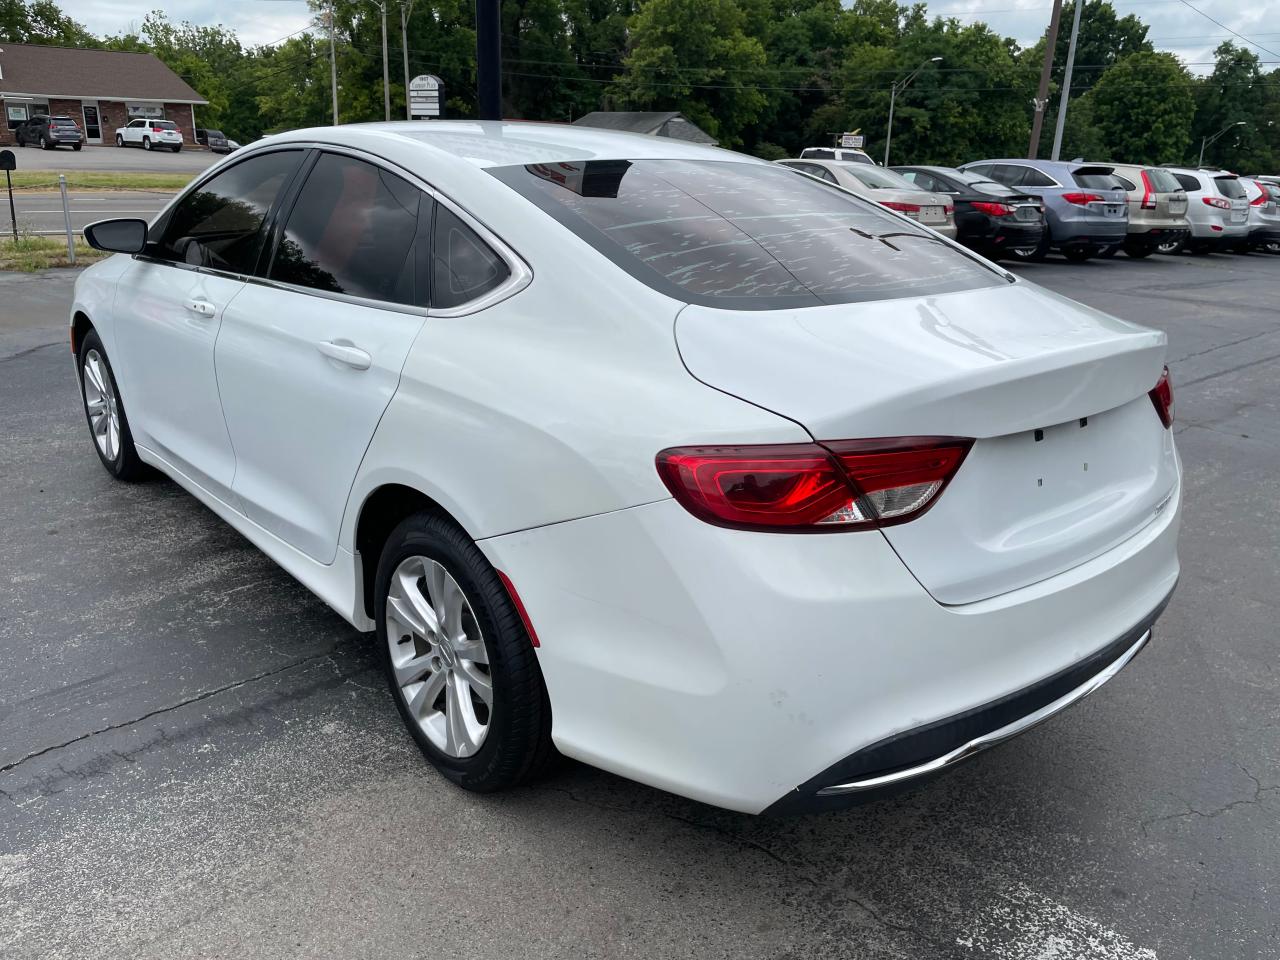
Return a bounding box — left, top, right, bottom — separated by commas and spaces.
764, 591, 1169, 814
480, 476, 1181, 814
1055, 228, 1127, 250
1247, 226, 1280, 246
1128, 226, 1189, 245
960, 218, 1044, 251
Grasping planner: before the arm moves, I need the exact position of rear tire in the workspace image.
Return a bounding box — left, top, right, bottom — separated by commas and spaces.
1099, 245, 1119, 259
172, 145, 182, 153
375, 512, 555, 793
72, 143, 82, 151
77, 330, 150, 482
142, 137, 151, 151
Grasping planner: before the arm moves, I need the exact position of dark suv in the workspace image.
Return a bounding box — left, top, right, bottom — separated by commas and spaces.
17, 115, 85, 150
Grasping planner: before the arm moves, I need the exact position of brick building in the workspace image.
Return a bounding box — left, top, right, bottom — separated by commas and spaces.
0, 43, 206, 147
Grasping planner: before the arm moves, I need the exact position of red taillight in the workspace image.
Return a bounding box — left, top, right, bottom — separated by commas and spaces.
1202, 196, 1231, 210
881, 201, 921, 214
1061, 192, 1104, 206
655, 438, 972, 532
972, 200, 1014, 217
1249, 183, 1268, 206
1139, 170, 1157, 210
943, 203, 955, 216
1149, 366, 1173, 429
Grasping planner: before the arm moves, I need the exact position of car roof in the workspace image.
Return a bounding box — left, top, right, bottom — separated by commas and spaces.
895, 165, 965, 176
261, 121, 755, 169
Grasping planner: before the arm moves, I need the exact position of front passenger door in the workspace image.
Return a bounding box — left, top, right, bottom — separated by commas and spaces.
113, 149, 305, 502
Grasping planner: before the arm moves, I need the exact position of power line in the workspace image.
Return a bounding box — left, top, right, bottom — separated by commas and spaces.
1171, 0, 1280, 59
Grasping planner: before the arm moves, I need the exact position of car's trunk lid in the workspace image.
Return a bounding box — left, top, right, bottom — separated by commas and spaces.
676, 281, 1178, 604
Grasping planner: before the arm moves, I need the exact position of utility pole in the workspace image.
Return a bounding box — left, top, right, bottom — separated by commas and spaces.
328, 0, 339, 125
379, 0, 391, 121
401, 0, 416, 120
476, 0, 501, 120
1028, 0, 1063, 159
1050, 0, 1083, 161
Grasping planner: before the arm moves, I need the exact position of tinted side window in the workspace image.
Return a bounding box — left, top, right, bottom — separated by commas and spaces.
965, 163, 994, 178
1021, 168, 1058, 187
1115, 175, 1137, 192
989, 164, 1025, 186
1173, 173, 1201, 192
156, 150, 302, 273
1215, 177, 1246, 200
432, 206, 511, 310
270, 153, 422, 305
804, 149, 835, 160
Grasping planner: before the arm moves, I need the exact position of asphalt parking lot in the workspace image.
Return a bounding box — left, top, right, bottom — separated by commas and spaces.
1, 252, 1277, 959
7, 191, 174, 236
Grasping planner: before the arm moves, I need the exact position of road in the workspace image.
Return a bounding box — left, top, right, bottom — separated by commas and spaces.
2, 142, 221, 174
6, 191, 173, 236
1, 252, 1277, 959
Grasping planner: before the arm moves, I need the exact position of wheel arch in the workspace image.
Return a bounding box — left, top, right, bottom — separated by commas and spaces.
354, 483, 471, 620
71, 310, 94, 357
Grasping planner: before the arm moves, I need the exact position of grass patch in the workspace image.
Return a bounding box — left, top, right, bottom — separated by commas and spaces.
4, 171, 194, 192
0, 233, 106, 271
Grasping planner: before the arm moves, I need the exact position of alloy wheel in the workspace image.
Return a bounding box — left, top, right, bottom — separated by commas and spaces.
385, 555, 493, 758
82, 349, 121, 462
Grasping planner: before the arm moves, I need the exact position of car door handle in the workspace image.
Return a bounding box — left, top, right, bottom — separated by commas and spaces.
184, 298, 216, 318
317, 340, 372, 371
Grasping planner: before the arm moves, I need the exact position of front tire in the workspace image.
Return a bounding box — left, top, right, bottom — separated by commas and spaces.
116, 134, 124, 147
1156, 236, 1185, 255
375, 512, 554, 793
77, 330, 149, 481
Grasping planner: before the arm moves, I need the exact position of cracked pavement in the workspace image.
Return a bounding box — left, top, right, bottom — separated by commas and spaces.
2, 253, 1278, 958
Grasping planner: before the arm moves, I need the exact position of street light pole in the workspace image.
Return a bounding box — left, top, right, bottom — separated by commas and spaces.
1199, 121, 1246, 166
379, 0, 391, 121
884, 56, 941, 166
328, 0, 339, 125
1050, 0, 1083, 161
1028, 0, 1064, 159
400, 0, 416, 120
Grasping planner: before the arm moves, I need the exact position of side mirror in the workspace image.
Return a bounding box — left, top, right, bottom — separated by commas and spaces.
83, 218, 148, 254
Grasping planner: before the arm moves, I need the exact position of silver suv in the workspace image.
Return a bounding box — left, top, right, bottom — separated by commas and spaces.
1163, 168, 1249, 253
960, 159, 1128, 262
1239, 178, 1280, 252
1106, 164, 1189, 258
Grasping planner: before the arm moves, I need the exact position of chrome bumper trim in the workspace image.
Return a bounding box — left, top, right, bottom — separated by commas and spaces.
816, 628, 1151, 797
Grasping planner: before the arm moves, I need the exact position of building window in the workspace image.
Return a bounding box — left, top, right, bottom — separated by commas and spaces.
6, 105, 29, 131
126, 102, 165, 119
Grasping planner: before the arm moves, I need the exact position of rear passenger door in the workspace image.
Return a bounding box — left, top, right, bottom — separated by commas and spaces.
215, 150, 432, 563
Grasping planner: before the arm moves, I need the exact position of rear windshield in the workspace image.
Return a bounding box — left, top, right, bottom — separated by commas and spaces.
801, 149, 835, 159
489, 159, 1003, 310
207, 129, 225, 138
841, 165, 920, 190
1146, 169, 1182, 193
150, 120, 178, 130
51, 118, 77, 126
1072, 168, 1124, 190
1215, 176, 1246, 199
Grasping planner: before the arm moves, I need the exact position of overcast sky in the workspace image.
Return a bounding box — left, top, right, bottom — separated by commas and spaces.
58, 0, 1280, 76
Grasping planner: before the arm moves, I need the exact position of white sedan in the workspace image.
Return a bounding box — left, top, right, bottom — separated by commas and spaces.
73, 123, 1180, 815
115, 117, 184, 152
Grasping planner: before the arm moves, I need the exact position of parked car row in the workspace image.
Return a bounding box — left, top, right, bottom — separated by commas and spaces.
784, 149, 1280, 264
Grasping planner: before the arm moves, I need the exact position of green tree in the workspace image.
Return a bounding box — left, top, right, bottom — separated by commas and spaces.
1191, 43, 1278, 171
1087, 51, 1192, 164
0, 0, 96, 45
612, 0, 770, 147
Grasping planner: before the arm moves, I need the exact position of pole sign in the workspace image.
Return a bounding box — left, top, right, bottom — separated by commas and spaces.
1, 149, 16, 242
840, 132, 865, 149
408, 74, 444, 119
